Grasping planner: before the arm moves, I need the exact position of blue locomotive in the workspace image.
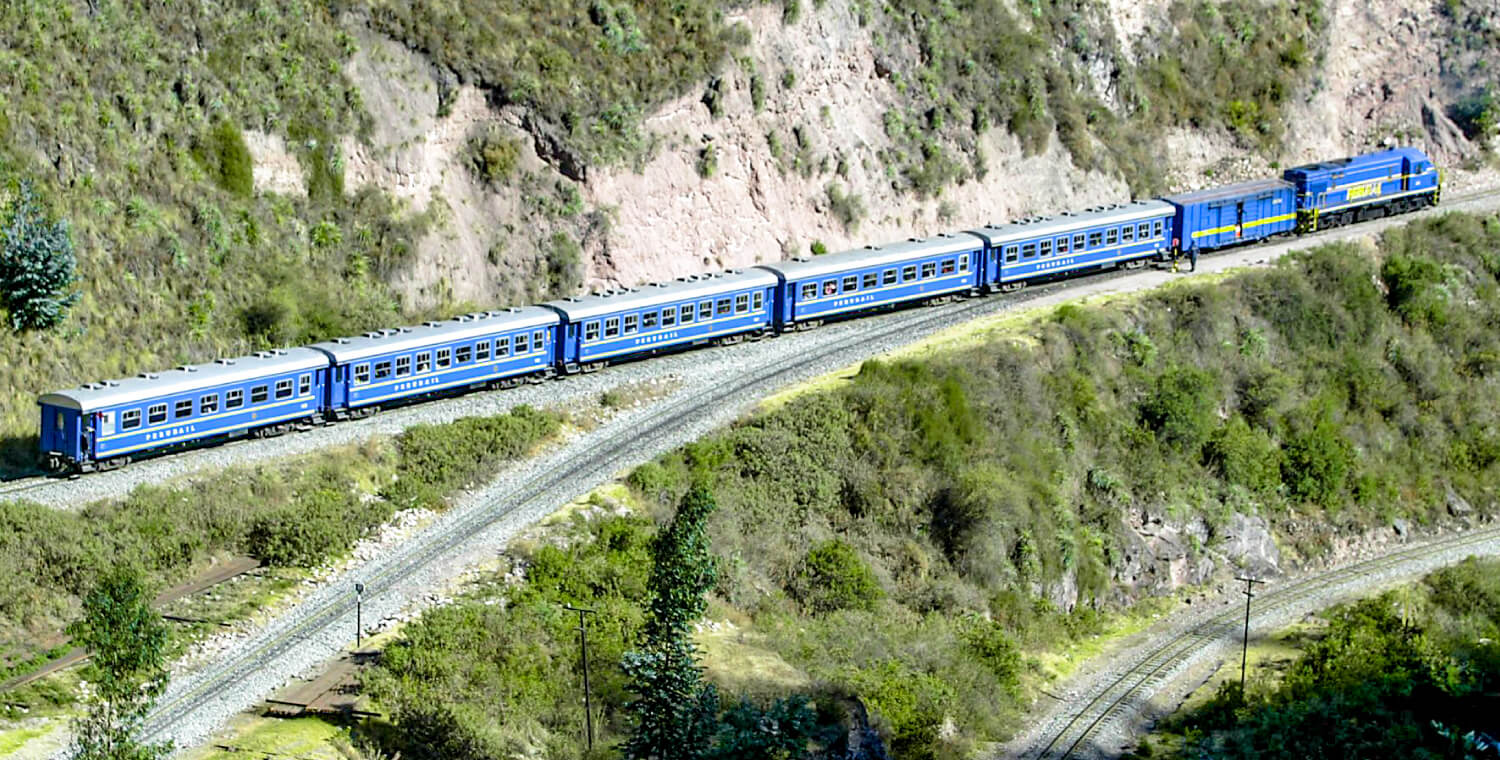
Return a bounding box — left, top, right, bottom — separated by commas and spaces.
37, 147, 1442, 472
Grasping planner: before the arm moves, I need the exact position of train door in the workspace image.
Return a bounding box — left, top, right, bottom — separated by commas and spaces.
1236, 201, 1245, 239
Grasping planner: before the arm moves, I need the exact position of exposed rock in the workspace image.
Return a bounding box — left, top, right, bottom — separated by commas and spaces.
1216, 512, 1281, 579
1393, 518, 1410, 540
1448, 486, 1474, 518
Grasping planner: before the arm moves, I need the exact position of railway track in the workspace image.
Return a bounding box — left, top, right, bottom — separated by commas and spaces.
1024, 524, 1500, 760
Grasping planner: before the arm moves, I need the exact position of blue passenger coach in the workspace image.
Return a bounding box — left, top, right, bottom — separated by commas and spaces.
37, 348, 329, 471
309, 308, 561, 413
968, 201, 1174, 290
757, 233, 983, 327
544, 269, 779, 372
1283, 147, 1441, 231
1165, 179, 1297, 253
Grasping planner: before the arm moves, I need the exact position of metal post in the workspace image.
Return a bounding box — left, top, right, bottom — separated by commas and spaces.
355, 582, 365, 649
565, 605, 597, 752
1236, 576, 1264, 703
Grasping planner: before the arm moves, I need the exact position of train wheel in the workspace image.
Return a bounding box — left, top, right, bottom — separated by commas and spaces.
1000, 281, 1026, 293
581, 361, 606, 373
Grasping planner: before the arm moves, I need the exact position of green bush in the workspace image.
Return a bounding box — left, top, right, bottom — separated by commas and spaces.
1139, 365, 1218, 453
1203, 417, 1282, 493
1381, 254, 1450, 328
385, 405, 562, 510
193, 121, 254, 198
790, 540, 883, 614
1281, 412, 1354, 508
0, 180, 77, 331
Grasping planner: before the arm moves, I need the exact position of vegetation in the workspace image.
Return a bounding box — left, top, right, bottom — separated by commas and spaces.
0, 179, 77, 331
67, 567, 171, 760
1153, 558, 1500, 759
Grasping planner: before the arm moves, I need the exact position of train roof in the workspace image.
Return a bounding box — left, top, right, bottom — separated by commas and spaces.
1163, 178, 1293, 206
1282, 147, 1431, 180
307, 307, 561, 363
966, 200, 1174, 245
39, 348, 330, 412
756, 233, 982, 281
542, 268, 779, 321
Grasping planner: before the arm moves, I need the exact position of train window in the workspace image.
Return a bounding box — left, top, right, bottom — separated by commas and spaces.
941, 258, 956, 274
1004, 247, 1018, 264
354, 364, 371, 384
1105, 228, 1118, 245
1057, 236, 1070, 254
662, 307, 677, 326
147, 403, 167, 424
735, 294, 749, 312
395, 356, 411, 376
1153, 220, 1164, 237
1088, 231, 1103, 248
585, 322, 600, 341
883, 269, 898, 285
1138, 222, 1151, 239
959, 254, 970, 271
299, 374, 312, 395
515, 333, 530, 354
456, 345, 472, 363
680, 304, 695, 323
415, 352, 431, 373
1019, 244, 1036, 260
476, 341, 491, 361
251, 385, 269, 404
122, 409, 142, 430
496, 337, 511, 356
642, 311, 658, 329
1122, 225, 1135, 243
275, 379, 293, 400
1073, 233, 1086, 251
699, 301, 713, 320
373, 361, 392, 381
533, 330, 545, 348
622, 315, 638, 335
603, 319, 619, 338
921, 262, 937, 277
200, 393, 219, 414
175, 399, 193, 419
842, 276, 858, 292
902, 265, 918, 281
226, 389, 245, 409
863, 272, 878, 288
1039, 241, 1052, 258
436, 348, 451, 368
717, 298, 733, 315
752, 291, 764, 310
823, 280, 838, 296
801, 283, 818, 300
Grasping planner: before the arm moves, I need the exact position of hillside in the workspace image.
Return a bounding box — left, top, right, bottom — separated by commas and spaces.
1, 0, 1496, 472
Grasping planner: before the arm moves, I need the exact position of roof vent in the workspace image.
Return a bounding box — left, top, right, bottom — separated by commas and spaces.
216, 359, 236, 366
727, 268, 743, 274
565, 296, 582, 302
138, 372, 159, 380
104, 380, 120, 387
508, 307, 521, 313
453, 315, 472, 323
398, 327, 413, 333
335, 337, 351, 344
365, 331, 382, 339
651, 282, 668, 288
177, 365, 198, 373
425, 321, 443, 328
864, 245, 878, 250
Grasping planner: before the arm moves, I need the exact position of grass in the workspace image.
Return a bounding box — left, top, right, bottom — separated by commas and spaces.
183, 716, 348, 760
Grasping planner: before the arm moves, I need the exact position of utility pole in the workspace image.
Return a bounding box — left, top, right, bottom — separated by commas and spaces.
354, 582, 365, 650
564, 604, 598, 752
1236, 575, 1264, 703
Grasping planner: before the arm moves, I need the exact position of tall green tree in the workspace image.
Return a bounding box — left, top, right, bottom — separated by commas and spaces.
67, 566, 172, 760
622, 483, 721, 760
0, 179, 78, 331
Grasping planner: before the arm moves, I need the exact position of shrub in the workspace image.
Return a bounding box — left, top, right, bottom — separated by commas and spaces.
1204, 416, 1282, 493
825, 183, 865, 232
1381, 254, 1449, 328
384, 406, 562, 509
696, 142, 718, 178
469, 130, 522, 185
959, 619, 1022, 696
193, 120, 254, 198
810, 239, 828, 256
1281, 413, 1354, 508
1139, 365, 1218, 453
0, 180, 77, 331
790, 540, 884, 614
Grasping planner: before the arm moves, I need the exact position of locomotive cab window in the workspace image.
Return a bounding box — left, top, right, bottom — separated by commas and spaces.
1105, 228, 1118, 245
842, 276, 857, 292
436, 349, 451, 368
642, 311, 658, 329
622, 316, 637, 335
902, 265, 918, 281
354, 364, 371, 384
374, 361, 392, 381
226, 390, 245, 409
476, 341, 491, 361
395, 356, 411, 376
251, 385, 269, 404
122, 409, 142, 430
456, 345, 472, 363
200, 394, 219, 414
662, 307, 677, 327
149, 404, 168, 424
680, 304, 695, 323
515, 333, 530, 353
275, 379, 293, 400
800, 283, 818, 300
735, 294, 749, 312
603, 319, 619, 339
752, 291, 764, 311
174, 400, 192, 419
863, 272, 878, 289
585, 322, 601, 341
299, 374, 311, 396
415, 352, 431, 373
717, 298, 733, 316
921, 262, 937, 277
883, 268, 898, 285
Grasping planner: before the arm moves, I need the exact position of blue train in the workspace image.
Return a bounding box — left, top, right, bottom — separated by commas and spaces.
38, 147, 1442, 472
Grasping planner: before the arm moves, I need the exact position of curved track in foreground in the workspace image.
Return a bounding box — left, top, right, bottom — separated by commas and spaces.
39, 185, 1493, 755
1020, 524, 1500, 760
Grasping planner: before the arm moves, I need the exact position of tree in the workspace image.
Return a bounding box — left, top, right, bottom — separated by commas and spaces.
67, 566, 172, 760
622, 483, 720, 760
0, 179, 78, 331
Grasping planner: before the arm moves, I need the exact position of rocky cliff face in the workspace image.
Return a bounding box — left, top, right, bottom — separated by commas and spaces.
250, 0, 1493, 310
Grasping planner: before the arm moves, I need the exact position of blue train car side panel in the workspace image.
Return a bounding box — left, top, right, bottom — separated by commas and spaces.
1283, 148, 1440, 229
758, 234, 983, 326
38, 349, 330, 469
545, 269, 779, 368
969, 201, 1174, 286
310, 308, 562, 411
1165, 179, 1296, 252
